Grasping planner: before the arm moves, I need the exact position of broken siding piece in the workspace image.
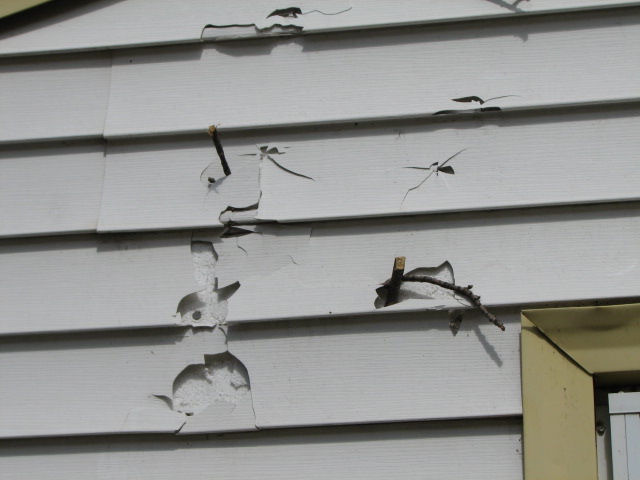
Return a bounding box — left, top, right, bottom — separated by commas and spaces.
105, 8, 640, 138
0, 419, 523, 479
0, 52, 111, 143
0, 328, 256, 438
0, 232, 197, 335
230, 309, 522, 429
225, 202, 640, 323
0, 141, 104, 237
1, 0, 639, 56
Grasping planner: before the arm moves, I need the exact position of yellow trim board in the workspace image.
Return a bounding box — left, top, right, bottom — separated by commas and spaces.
0, 0, 53, 19
521, 303, 640, 480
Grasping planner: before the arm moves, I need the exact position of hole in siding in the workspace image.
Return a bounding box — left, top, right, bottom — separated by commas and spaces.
172, 351, 251, 416
374, 261, 456, 308
177, 281, 240, 327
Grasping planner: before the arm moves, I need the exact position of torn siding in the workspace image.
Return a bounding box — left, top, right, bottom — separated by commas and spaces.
105, 9, 640, 138
256, 104, 640, 222
2, 202, 639, 335
225, 202, 640, 323
93, 104, 640, 234
0, 327, 256, 438
2, 0, 640, 56
0, 141, 105, 237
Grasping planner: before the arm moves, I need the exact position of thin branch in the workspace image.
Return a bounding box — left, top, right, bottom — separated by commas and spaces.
402, 273, 505, 331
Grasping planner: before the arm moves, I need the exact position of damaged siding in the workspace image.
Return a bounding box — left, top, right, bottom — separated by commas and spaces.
1, 2, 639, 478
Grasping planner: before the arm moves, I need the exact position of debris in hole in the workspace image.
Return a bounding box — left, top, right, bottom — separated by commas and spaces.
208, 125, 231, 180
375, 260, 455, 308
449, 310, 464, 336
171, 351, 250, 416
192, 310, 202, 321
452, 95, 518, 105
401, 149, 465, 203
378, 256, 505, 331
267, 6, 353, 18
242, 145, 314, 180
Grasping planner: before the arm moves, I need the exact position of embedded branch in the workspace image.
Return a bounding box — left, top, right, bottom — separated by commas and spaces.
384, 256, 405, 306
383, 256, 505, 331
403, 273, 504, 331
208, 125, 231, 178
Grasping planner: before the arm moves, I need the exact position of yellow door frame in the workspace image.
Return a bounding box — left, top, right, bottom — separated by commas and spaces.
521, 303, 640, 479
0, 0, 54, 19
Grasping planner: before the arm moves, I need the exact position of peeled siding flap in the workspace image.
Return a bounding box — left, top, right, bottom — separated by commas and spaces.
0, 141, 104, 237
0, 419, 523, 479
1, 0, 640, 56
105, 8, 640, 138
0, 52, 111, 144
225, 202, 640, 323
0, 231, 197, 335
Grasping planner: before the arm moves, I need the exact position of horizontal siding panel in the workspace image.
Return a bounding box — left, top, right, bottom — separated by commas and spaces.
0, 142, 104, 237
218, 202, 640, 323
232, 309, 522, 429
0, 328, 258, 438
0, 232, 197, 335
0, 419, 523, 479
258, 105, 640, 222
96, 104, 640, 233
2, 202, 639, 335
0, 310, 519, 438
0, 0, 639, 56
0, 53, 111, 143
105, 9, 640, 138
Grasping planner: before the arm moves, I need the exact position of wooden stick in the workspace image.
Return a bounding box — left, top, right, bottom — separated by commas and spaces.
384, 256, 406, 307
208, 125, 231, 177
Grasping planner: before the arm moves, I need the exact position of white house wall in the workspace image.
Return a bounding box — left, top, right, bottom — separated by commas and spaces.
1, 2, 639, 477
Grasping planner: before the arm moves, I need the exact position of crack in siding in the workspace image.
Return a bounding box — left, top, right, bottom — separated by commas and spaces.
242, 145, 314, 181
200, 5, 351, 39
401, 149, 466, 205
452, 95, 518, 105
